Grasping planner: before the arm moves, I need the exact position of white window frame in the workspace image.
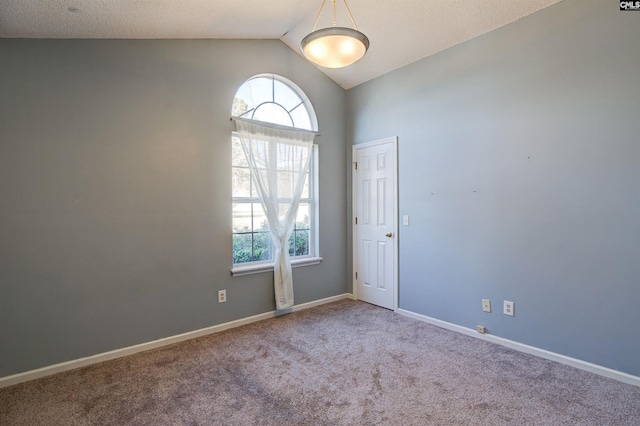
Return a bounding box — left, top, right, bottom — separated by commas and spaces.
231, 75, 322, 276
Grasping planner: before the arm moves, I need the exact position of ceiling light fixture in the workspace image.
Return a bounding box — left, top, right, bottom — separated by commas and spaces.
301, 0, 369, 69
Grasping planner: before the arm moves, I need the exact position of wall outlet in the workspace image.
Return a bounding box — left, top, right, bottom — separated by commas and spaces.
504, 300, 514, 316
218, 289, 227, 303
482, 299, 491, 313
476, 325, 487, 334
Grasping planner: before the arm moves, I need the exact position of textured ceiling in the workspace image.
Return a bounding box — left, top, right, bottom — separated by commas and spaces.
0, 0, 563, 89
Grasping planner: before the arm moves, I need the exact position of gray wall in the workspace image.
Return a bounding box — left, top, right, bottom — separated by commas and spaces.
347, 0, 640, 376
0, 39, 348, 377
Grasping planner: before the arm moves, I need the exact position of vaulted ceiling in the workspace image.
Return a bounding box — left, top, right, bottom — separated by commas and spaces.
0, 0, 563, 89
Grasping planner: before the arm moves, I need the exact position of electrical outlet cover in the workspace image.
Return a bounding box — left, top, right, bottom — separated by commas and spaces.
482, 299, 491, 313
504, 300, 514, 316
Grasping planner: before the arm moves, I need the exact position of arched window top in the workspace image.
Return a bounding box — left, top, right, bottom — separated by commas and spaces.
232, 74, 318, 132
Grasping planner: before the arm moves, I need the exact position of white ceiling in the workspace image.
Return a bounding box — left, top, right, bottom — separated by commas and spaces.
0, 0, 563, 89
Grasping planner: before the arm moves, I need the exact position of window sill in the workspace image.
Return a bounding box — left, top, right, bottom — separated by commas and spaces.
231, 257, 323, 277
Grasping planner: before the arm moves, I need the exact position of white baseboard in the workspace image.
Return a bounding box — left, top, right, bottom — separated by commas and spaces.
0, 293, 354, 389
397, 308, 640, 388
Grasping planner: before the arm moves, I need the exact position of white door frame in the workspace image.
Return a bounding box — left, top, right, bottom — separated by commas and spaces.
352, 136, 399, 311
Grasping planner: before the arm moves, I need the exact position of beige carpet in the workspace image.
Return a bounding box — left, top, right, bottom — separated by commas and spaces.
1, 299, 639, 425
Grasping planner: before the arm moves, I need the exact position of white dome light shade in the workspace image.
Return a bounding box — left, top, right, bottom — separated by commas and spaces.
301, 27, 369, 69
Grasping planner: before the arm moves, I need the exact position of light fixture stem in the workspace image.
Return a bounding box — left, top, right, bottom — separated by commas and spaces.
342, 0, 359, 31
311, 0, 327, 32
332, 0, 337, 27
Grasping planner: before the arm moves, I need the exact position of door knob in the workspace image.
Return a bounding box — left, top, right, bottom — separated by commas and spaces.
385, 232, 393, 238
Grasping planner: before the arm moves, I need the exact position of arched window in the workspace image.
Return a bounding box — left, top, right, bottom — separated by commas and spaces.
231, 75, 319, 271
232, 74, 317, 131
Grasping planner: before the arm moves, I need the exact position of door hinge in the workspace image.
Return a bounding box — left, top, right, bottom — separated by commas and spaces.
355, 272, 358, 280
355, 217, 358, 225
354, 161, 358, 170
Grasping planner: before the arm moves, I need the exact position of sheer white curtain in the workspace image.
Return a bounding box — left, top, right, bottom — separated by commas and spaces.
234, 117, 316, 310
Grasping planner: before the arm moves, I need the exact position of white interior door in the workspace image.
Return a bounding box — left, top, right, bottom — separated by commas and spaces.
353, 137, 398, 310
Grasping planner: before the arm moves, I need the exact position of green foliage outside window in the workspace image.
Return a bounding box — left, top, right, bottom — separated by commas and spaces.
233, 215, 310, 264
